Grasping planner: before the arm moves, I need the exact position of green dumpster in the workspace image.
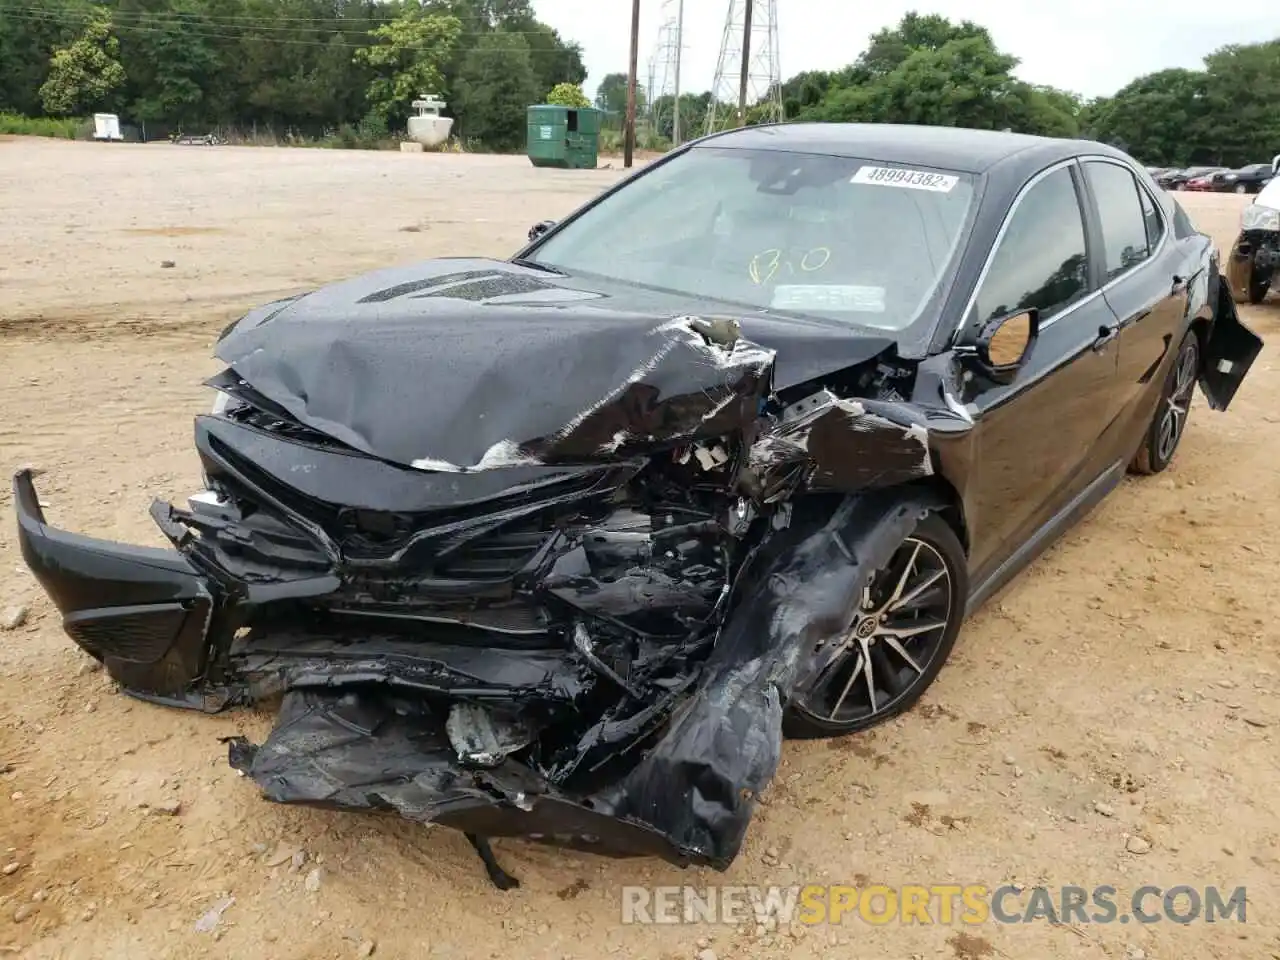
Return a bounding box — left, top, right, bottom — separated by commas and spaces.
527, 105, 600, 169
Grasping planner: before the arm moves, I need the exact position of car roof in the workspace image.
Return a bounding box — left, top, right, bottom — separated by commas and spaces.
694, 122, 1133, 176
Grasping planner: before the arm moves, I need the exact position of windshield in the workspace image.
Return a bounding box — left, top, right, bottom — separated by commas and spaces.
526, 146, 977, 331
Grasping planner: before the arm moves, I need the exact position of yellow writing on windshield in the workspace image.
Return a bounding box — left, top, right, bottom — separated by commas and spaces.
749, 247, 831, 285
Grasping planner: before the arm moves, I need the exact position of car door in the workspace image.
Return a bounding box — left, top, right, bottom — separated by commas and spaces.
1079, 159, 1190, 456
956, 161, 1124, 582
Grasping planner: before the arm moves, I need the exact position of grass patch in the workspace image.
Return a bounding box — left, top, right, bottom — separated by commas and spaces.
0, 113, 87, 139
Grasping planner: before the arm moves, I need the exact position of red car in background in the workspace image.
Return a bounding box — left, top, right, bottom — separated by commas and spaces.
1184, 170, 1226, 191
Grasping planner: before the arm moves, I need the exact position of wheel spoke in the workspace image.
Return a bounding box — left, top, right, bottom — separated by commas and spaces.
870, 643, 908, 697
889, 582, 948, 614
889, 568, 946, 613
881, 541, 922, 611
860, 640, 878, 714
880, 633, 924, 673
828, 650, 865, 720
881, 619, 947, 641
1176, 347, 1197, 397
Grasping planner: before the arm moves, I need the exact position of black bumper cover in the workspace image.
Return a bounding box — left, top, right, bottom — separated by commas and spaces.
13, 469, 216, 698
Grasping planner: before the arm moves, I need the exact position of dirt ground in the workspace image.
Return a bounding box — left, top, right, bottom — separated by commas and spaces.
1, 139, 1278, 960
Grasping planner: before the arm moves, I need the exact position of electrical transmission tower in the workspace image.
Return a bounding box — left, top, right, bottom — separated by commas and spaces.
650, 0, 686, 144
705, 0, 782, 135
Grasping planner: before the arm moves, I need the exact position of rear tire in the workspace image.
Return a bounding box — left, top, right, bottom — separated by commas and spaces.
1130, 330, 1198, 475
784, 514, 967, 739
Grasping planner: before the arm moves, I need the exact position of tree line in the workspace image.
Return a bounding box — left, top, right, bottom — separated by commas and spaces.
0, 0, 586, 148
2, 5, 1278, 163
600, 14, 1279, 168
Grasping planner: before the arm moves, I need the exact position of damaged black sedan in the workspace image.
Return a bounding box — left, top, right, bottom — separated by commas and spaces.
15, 123, 1262, 886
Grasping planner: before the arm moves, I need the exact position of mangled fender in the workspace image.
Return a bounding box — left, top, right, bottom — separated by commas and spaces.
604, 489, 946, 864
745, 389, 936, 501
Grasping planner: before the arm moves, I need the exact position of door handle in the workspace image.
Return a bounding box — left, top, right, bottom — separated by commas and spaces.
1092, 324, 1119, 351
1171, 274, 1188, 294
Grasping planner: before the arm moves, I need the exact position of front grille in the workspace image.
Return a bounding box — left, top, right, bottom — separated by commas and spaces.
437, 528, 552, 579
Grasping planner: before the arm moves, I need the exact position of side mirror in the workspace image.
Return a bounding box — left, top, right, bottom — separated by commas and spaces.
528, 220, 556, 243
971, 308, 1039, 384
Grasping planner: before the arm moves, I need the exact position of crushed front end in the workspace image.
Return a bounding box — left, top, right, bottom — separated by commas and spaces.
14, 313, 950, 877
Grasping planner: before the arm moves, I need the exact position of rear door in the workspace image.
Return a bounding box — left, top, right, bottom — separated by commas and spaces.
1079, 158, 1191, 458
957, 161, 1123, 579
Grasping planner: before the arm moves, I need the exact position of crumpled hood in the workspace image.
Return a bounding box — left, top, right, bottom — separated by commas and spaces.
214, 258, 897, 471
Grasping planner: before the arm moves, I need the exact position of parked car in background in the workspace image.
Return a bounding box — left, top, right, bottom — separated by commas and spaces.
1185, 170, 1227, 191
1215, 163, 1274, 195
1226, 175, 1280, 303
1158, 166, 1224, 190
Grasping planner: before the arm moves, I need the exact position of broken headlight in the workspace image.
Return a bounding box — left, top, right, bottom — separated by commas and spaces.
1242, 204, 1280, 232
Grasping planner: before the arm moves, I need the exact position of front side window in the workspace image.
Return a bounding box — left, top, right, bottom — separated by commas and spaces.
1085, 161, 1153, 280
526, 147, 977, 332
975, 166, 1089, 325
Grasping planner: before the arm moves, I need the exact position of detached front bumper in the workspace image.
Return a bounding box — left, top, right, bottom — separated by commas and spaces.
13, 469, 217, 700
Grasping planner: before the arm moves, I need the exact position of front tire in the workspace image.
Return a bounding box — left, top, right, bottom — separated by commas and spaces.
1235, 183, 1248, 195
784, 514, 967, 739
1130, 330, 1198, 475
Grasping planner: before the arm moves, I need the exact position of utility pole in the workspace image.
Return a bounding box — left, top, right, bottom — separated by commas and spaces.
737, 0, 753, 124
672, 0, 684, 145
624, 0, 641, 168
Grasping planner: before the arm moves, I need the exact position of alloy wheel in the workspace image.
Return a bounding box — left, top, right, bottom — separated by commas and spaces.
794, 536, 956, 727
1156, 339, 1198, 464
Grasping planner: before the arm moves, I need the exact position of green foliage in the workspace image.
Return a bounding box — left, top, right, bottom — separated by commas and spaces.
1085, 44, 1280, 166
796, 20, 1079, 137
322, 110, 394, 149
594, 72, 645, 119
454, 30, 539, 151
0, 111, 86, 138
546, 82, 589, 109
649, 90, 711, 141
39, 12, 126, 115
860, 12, 993, 79
0, 0, 586, 149
354, 5, 463, 127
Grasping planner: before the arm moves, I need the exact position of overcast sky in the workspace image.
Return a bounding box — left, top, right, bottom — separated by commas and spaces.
530, 0, 1277, 101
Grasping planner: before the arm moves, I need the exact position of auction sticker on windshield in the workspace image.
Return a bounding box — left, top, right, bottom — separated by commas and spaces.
851, 166, 959, 192
772, 284, 886, 313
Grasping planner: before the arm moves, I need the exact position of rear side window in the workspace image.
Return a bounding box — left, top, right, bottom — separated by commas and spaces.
975, 166, 1089, 324
1138, 186, 1164, 251
1085, 161, 1154, 280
